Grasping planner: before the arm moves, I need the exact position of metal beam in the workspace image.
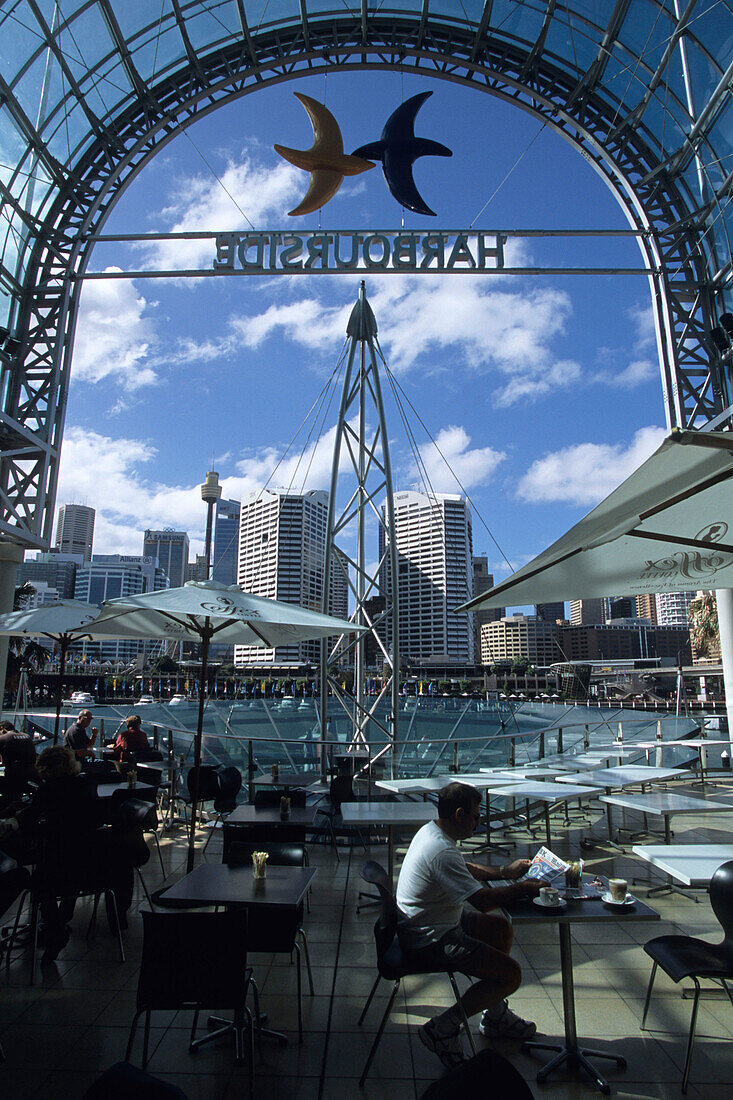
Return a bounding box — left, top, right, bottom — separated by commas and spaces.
566, 0, 631, 108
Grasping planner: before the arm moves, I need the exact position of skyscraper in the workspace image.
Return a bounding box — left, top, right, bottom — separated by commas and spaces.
234, 489, 347, 665
143, 529, 189, 589
55, 504, 95, 560
74, 554, 169, 662
569, 598, 606, 625
535, 602, 566, 622
656, 590, 696, 627
473, 556, 503, 663
635, 593, 658, 624
212, 498, 240, 585
380, 491, 474, 663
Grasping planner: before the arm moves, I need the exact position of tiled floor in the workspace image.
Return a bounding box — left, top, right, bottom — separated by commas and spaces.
2, 777, 732, 1098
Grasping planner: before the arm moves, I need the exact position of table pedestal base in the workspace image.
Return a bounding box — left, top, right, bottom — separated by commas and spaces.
523, 1038, 625, 1095
206, 1012, 288, 1056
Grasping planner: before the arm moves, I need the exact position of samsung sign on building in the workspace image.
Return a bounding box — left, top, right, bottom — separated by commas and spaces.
213, 230, 505, 273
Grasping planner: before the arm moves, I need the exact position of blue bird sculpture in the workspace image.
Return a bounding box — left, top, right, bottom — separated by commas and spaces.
352, 91, 452, 216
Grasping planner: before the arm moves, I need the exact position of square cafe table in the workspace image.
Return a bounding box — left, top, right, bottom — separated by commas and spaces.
484, 781, 597, 847
632, 844, 733, 887
162, 863, 317, 1047
599, 790, 733, 845
340, 801, 437, 881
250, 771, 320, 791
626, 739, 729, 785
227, 804, 319, 828
505, 881, 659, 1094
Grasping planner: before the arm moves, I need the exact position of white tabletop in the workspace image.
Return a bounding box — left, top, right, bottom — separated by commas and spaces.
629, 739, 728, 750
555, 765, 685, 788
600, 791, 733, 815
376, 774, 521, 794
340, 801, 438, 825
484, 780, 598, 801
631, 844, 733, 885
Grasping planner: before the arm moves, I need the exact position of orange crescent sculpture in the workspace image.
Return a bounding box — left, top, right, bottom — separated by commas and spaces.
274, 93, 374, 216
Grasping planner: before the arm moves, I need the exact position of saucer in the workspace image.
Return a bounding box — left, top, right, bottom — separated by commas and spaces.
602, 891, 636, 908
533, 896, 567, 910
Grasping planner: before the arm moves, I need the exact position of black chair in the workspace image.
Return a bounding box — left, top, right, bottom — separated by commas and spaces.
203, 766, 242, 852
314, 774, 367, 862
184, 765, 221, 836
641, 858, 733, 1093
128, 749, 165, 765
357, 860, 477, 1086
110, 787, 165, 877
224, 840, 314, 1041
83, 1060, 188, 1099
418, 1047, 534, 1098
125, 909, 254, 1089
0, 853, 32, 1061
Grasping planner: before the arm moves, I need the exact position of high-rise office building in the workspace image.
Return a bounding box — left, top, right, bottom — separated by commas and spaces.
234, 489, 347, 665
55, 504, 95, 560
380, 491, 474, 663
472, 556, 503, 664
481, 614, 560, 665
655, 590, 696, 628
185, 554, 208, 582
635, 593, 658, 625
74, 554, 169, 662
212, 498, 240, 585
143, 529, 189, 589
607, 595, 638, 621
569, 598, 606, 625
536, 602, 566, 622
17, 552, 80, 600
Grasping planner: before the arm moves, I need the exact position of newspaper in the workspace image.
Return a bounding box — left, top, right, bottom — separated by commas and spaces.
525, 846, 570, 885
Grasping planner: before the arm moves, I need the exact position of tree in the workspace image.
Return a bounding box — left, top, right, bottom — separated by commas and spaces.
688, 592, 719, 659
511, 656, 529, 673
150, 654, 179, 674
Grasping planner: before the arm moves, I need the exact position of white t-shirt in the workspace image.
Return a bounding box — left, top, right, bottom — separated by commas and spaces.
396, 821, 480, 949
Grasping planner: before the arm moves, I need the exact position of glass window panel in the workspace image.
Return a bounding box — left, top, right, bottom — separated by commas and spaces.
13, 50, 63, 127
0, 6, 47, 83
488, 1, 547, 45
709, 102, 733, 166
246, 0, 300, 30
0, 113, 28, 189
126, 24, 188, 83
617, 3, 674, 61
58, 4, 116, 73
683, 40, 726, 115
114, 0, 177, 39
545, 17, 598, 73
76, 64, 132, 123
43, 101, 94, 165
182, 8, 234, 52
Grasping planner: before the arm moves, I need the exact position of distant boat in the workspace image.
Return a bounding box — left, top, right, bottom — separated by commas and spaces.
136, 694, 156, 705
63, 690, 95, 706
167, 694, 190, 706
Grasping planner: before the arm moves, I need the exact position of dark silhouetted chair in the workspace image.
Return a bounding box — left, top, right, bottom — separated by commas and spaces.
126, 909, 254, 1089
110, 787, 164, 877
357, 860, 476, 1085
83, 1060, 188, 1099
0, 853, 32, 1060
641, 858, 733, 1093
224, 840, 314, 1040
183, 765, 221, 835
314, 774, 367, 861
419, 1047, 534, 1098
203, 766, 242, 852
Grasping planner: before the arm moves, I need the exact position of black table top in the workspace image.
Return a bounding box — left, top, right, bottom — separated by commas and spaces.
227, 804, 319, 826
162, 862, 317, 908
504, 878, 660, 925
94, 781, 155, 800
251, 772, 319, 788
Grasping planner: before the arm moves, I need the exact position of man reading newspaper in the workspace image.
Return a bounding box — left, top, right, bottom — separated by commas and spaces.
396, 781, 543, 1068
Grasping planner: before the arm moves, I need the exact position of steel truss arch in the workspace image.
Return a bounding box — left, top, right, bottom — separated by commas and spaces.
1, 7, 731, 547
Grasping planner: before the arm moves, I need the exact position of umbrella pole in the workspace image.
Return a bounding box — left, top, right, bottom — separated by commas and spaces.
54, 638, 68, 745
187, 628, 211, 873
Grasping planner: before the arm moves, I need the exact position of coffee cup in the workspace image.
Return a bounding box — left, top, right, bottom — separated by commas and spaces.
609, 878, 628, 902
539, 886, 559, 907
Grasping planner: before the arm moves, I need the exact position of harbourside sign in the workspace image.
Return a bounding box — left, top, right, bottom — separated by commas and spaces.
213, 230, 505, 273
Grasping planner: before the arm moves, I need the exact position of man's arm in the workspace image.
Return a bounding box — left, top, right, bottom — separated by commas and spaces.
467, 876, 543, 912
465, 858, 532, 882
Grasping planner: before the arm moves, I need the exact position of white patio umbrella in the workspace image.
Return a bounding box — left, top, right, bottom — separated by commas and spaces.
91, 580, 364, 870
0, 600, 137, 743
457, 428, 733, 733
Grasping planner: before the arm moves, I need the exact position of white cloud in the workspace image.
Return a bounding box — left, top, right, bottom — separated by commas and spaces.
72, 272, 158, 390
142, 156, 303, 271
516, 425, 667, 506
612, 358, 657, 388
225, 273, 581, 406
410, 426, 505, 493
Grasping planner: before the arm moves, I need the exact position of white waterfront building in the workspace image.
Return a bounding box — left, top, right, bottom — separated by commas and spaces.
380, 490, 475, 664
234, 489, 348, 667
655, 590, 696, 627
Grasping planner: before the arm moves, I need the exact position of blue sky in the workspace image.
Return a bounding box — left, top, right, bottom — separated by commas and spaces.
55, 70, 668, 600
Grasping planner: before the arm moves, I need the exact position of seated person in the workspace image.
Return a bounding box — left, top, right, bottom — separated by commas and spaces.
15, 746, 134, 962
0, 719, 37, 804
63, 709, 98, 763
113, 714, 150, 761
396, 781, 542, 1067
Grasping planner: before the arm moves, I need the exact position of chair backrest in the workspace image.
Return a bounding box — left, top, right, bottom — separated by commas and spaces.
0, 852, 31, 921
134, 764, 164, 787
224, 840, 306, 868
329, 774, 355, 810
710, 859, 733, 943
129, 749, 164, 764
253, 788, 280, 809
214, 766, 242, 810
138, 909, 248, 1010
360, 861, 398, 962
186, 765, 220, 802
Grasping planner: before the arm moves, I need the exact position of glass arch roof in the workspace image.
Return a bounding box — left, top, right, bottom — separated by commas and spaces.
1, 0, 732, 549
0, 0, 731, 328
